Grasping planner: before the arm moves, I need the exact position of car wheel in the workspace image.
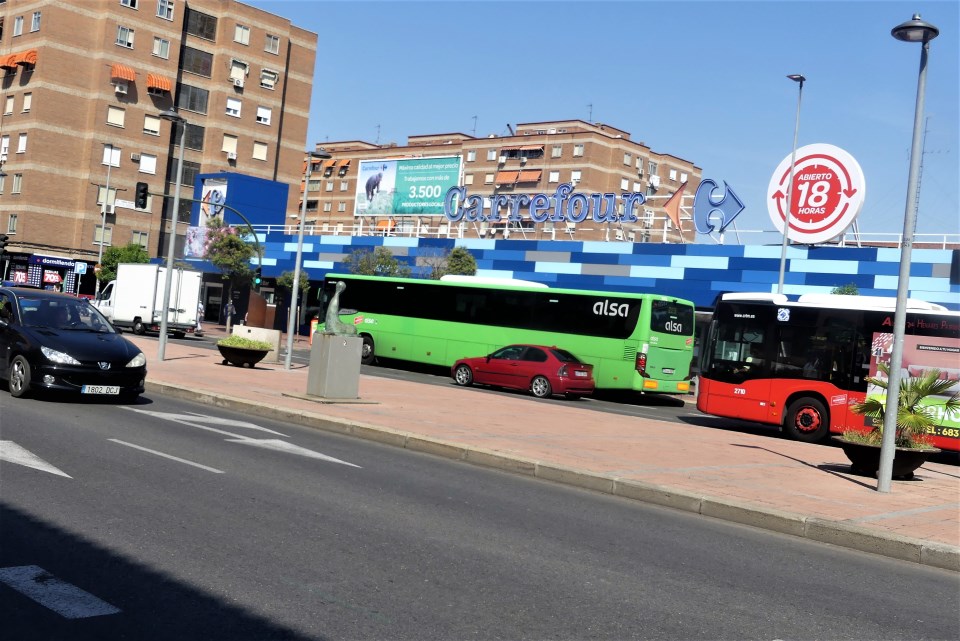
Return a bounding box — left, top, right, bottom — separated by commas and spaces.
133, 320, 146, 335
360, 335, 376, 365
172, 331, 186, 339
784, 396, 829, 442
453, 364, 474, 387
8, 355, 31, 398
530, 375, 552, 399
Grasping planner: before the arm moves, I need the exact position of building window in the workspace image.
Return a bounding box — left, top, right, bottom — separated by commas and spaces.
21, 93, 31, 113
12, 174, 23, 194
152, 37, 170, 59
323, 202, 332, 212
96, 186, 118, 208
466, 150, 476, 162
143, 114, 160, 136
633, 181, 642, 192
185, 8, 217, 40
225, 97, 241, 117
102, 144, 121, 167
620, 177, 629, 190
132, 231, 149, 248
13, 17, 23, 37
648, 160, 658, 176
31, 12, 42, 32
177, 84, 209, 114
669, 169, 677, 181
156, 0, 174, 20
7, 214, 17, 233
486, 149, 497, 161
484, 173, 494, 184
229, 59, 248, 84
265, 34, 280, 54
680, 172, 688, 183
324, 181, 333, 192
235, 24, 250, 45
623, 152, 632, 166
116, 26, 135, 48
548, 170, 559, 183
184, 123, 205, 151
552, 145, 562, 158
169, 159, 200, 187
570, 170, 582, 184
1, 135, 9, 158
573, 144, 584, 157
106, 106, 125, 127
222, 134, 238, 155
339, 181, 348, 191
0, 174, 5, 194
252, 141, 268, 161
94, 225, 113, 247
307, 178, 320, 192
3, 96, 12, 115
337, 202, 346, 212
256, 106, 271, 125
464, 174, 474, 185
139, 154, 157, 174
182, 47, 213, 77
260, 69, 279, 90
121, 0, 138, 8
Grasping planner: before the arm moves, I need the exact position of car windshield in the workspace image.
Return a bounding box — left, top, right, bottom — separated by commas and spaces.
20, 297, 115, 332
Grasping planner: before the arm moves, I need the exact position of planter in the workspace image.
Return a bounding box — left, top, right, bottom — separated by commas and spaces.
832, 436, 940, 480
217, 344, 269, 368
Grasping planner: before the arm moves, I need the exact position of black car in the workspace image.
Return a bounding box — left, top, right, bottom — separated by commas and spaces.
0, 287, 146, 399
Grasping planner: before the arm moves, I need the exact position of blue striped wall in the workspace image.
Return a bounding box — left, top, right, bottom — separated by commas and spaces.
243, 234, 960, 311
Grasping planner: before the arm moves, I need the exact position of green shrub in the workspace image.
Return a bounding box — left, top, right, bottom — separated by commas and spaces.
217, 335, 273, 350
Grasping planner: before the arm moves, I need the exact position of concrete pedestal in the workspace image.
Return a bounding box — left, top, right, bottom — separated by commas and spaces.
306, 333, 362, 399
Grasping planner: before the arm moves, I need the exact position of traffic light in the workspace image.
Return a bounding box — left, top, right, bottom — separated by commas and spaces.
253, 267, 262, 288
135, 182, 150, 209
0, 234, 8, 257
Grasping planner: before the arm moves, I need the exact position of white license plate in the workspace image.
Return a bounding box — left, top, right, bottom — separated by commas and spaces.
662, 368, 675, 375
574, 371, 588, 377
81, 385, 120, 395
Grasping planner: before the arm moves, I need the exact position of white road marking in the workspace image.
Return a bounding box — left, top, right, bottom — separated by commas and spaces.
108, 439, 224, 474
225, 438, 361, 467
0, 565, 121, 619
121, 408, 287, 436
0, 441, 71, 478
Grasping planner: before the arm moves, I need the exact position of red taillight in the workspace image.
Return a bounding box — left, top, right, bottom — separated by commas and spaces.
636, 353, 647, 375
558, 364, 569, 377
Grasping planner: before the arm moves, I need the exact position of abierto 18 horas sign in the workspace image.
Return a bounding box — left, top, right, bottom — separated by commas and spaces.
767, 143, 866, 244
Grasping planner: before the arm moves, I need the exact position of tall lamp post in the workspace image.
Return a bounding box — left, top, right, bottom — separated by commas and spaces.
95, 144, 114, 297
776, 73, 805, 294
157, 108, 188, 362
877, 14, 939, 493
285, 149, 331, 370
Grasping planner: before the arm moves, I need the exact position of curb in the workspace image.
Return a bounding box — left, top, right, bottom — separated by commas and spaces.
145, 381, 960, 572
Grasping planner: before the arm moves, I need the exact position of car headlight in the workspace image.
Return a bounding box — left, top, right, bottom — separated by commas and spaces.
126, 352, 147, 368
41, 346, 81, 365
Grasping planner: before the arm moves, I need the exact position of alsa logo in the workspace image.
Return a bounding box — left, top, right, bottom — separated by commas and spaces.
593, 300, 629, 317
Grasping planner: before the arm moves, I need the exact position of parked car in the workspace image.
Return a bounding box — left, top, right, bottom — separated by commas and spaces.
0, 287, 146, 400
451, 344, 595, 399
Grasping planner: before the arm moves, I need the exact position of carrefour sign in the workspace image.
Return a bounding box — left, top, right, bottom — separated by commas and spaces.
443, 183, 646, 223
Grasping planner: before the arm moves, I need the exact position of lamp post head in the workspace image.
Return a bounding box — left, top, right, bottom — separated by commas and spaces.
892, 14, 939, 43
787, 74, 805, 84
158, 108, 186, 124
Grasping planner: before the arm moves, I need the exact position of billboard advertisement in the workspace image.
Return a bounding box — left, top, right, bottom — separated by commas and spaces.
355, 156, 462, 217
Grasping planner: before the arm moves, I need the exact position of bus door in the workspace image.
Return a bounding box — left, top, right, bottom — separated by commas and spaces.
700, 316, 773, 424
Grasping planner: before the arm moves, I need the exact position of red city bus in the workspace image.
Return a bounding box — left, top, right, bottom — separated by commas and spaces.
696, 293, 960, 452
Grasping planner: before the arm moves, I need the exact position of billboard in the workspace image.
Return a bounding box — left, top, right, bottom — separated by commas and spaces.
355, 156, 462, 217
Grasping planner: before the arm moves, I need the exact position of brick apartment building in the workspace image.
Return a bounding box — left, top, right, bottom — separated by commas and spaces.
0, 0, 316, 274
303, 120, 702, 243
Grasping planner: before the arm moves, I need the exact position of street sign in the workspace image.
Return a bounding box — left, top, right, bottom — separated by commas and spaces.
767, 143, 866, 245
74, 262, 88, 275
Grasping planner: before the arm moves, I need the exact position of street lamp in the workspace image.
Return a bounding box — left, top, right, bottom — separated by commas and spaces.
95, 144, 114, 297
157, 108, 188, 361
776, 73, 805, 294
877, 14, 939, 493
285, 149, 332, 370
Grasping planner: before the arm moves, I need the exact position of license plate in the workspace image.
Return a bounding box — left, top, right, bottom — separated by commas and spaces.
662, 368, 675, 375
82, 385, 120, 395
574, 371, 588, 377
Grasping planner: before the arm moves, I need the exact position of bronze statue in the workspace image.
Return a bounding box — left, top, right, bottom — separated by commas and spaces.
323, 281, 358, 336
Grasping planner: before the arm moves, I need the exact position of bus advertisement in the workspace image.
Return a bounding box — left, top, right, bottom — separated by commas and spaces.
321, 274, 696, 394
696, 293, 960, 452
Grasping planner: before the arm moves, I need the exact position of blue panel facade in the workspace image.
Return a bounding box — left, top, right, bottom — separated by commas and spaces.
191, 173, 288, 227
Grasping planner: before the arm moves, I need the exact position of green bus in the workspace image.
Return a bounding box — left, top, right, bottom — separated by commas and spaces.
321, 274, 696, 394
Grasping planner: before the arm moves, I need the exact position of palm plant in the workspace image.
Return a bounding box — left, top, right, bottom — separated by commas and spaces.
849, 362, 960, 449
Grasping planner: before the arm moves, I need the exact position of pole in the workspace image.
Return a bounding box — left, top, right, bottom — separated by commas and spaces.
285, 154, 317, 369
95, 152, 113, 297
877, 33, 933, 492
777, 75, 805, 294
157, 115, 187, 361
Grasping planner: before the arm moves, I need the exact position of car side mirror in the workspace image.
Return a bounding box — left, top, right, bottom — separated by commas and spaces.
112, 324, 123, 334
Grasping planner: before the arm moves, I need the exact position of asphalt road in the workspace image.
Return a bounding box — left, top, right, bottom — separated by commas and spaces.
2, 392, 958, 640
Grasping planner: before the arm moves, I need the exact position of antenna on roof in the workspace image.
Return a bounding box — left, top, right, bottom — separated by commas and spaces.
472, 116, 477, 136
506, 123, 514, 136
587, 103, 593, 123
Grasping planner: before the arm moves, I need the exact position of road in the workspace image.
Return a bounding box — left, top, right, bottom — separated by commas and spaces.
2, 393, 957, 640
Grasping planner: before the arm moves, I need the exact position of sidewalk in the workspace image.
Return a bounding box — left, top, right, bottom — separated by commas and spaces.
131, 326, 959, 571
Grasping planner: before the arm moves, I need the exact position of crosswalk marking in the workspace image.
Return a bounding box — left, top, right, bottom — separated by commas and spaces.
0, 565, 120, 619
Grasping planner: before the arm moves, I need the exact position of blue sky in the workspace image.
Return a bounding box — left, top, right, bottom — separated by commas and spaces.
246, 0, 959, 241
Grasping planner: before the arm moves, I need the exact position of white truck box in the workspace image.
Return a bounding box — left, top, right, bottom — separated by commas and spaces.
95, 263, 201, 337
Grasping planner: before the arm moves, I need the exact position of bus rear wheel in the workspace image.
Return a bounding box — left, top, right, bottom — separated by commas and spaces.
360, 335, 376, 365
785, 397, 829, 442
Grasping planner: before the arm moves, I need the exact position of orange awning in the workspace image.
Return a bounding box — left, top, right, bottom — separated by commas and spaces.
146, 73, 171, 92
322, 159, 336, 168
375, 220, 395, 230
0, 54, 19, 70
110, 63, 136, 82
517, 169, 542, 183
17, 49, 37, 66
337, 159, 351, 167
520, 144, 544, 151
494, 171, 519, 184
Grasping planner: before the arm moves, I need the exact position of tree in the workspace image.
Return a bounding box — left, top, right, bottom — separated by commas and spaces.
343, 247, 411, 277
831, 283, 860, 295
415, 246, 478, 280
276, 269, 310, 297
446, 246, 477, 276
98, 243, 149, 284
203, 217, 259, 316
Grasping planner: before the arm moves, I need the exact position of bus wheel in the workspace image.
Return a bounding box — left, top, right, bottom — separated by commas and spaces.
453, 364, 473, 387
785, 397, 829, 442
360, 336, 376, 365
530, 376, 553, 399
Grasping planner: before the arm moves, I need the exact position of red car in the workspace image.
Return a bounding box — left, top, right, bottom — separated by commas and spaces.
451, 344, 595, 399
